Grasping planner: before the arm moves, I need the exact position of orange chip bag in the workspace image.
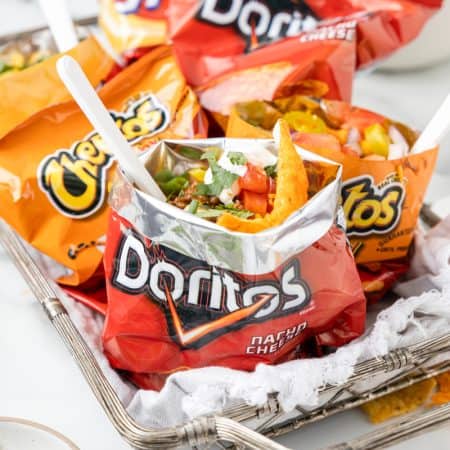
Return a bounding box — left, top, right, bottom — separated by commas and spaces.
227, 98, 438, 263
0, 36, 114, 139
0, 46, 206, 286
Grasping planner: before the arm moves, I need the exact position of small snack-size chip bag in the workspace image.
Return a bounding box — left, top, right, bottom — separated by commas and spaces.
103, 122, 366, 390
226, 98, 438, 264
0, 36, 114, 139
195, 26, 356, 129
0, 46, 207, 286
99, 0, 441, 80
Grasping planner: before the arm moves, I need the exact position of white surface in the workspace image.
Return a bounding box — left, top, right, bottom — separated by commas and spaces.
0, 2, 450, 450
0, 0, 98, 36
379, 1, 450, 71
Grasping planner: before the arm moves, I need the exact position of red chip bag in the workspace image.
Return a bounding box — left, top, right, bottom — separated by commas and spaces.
195, 28, 356, 121
103, 214, 366, 389
101, 137, 366, 390
358, 258, 410, 303
100, 0, 441, 82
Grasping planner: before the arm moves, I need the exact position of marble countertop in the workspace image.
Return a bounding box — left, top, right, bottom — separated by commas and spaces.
1, 3, 450, 449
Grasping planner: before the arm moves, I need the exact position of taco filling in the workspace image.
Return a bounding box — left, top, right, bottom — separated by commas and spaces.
155, 120, 309, 232
233, 97, 418, 161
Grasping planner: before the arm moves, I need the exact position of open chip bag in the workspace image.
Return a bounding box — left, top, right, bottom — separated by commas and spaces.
0, 46, 207, 286
100, 0, 441, 79
226, 98, 439, 268
0, 35, 114, 140
99, 0, 441, 125
102, 120, 366, 389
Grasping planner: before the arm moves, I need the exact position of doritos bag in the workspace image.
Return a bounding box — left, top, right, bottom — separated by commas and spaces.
102, 135, 366, 390
99, 0, 441, 82
0, 46, 207, 286
226, 98, 438, 264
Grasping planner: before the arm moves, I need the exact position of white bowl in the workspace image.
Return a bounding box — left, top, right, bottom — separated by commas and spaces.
0, 417, 79, 450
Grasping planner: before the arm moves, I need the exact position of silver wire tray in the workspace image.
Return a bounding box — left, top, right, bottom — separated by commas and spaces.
1, 216, 450, 450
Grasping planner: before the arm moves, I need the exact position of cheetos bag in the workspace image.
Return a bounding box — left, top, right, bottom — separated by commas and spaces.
0, 36, 114, 139
0, 46, 207, 286
226, 100, 438, 264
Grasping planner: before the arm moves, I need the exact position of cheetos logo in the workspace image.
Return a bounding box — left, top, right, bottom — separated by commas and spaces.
37, 94, 169, 219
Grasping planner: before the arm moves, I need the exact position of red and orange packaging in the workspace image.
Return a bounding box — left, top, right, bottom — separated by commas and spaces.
99, 0, 441, 133
99, 0, 441, 87
0, 46, 207, 286
226, 98, 438, 266
101, 124, 366, 389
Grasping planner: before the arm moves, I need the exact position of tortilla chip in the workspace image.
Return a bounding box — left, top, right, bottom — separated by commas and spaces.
435, 372, 450, 392
430, 371, 450, 406
217, 119, 309, 233
361, 378, 436, 424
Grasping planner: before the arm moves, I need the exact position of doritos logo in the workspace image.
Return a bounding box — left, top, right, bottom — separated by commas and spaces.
112, 232, 311, 348
342, 175, 405, 237
197, 0, 318, 50
38, 94, 169, 219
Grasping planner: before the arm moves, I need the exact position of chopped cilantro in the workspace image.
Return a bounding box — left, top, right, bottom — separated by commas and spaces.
201, 147, 222, 162
185, 199, 199, 214
228, 151, 247, 165
196, 149, 238, 197
264, 164, 277, 178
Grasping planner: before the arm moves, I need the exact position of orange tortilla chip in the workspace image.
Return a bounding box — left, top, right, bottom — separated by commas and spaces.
361, 378, 436, 424
217, 119, 308, 233
430, 371, 450, 406
430, 392, 450, 406
436, 372, 450, 392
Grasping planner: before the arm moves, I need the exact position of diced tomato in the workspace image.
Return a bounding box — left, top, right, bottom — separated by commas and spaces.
239, 163, 268, 194
346, 108, 386, 133
293, 132, 341, 153
241, 190, 268, 215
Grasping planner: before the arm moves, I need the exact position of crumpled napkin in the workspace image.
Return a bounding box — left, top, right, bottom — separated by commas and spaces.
395, 214, 450, 298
